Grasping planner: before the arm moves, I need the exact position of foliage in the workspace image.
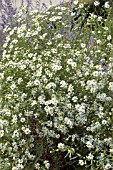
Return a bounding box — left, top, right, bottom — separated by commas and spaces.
0, 0, 113, 170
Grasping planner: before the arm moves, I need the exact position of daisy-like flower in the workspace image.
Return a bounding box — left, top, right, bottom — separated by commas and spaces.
72, 96, 78, 102
94, 1, 100, 6
104, 2, 110, 8
37, 26, 42, 31
58, 143, 65, 151
81, 43, 86, 48
31, 100, 37, 106
104, 163, 111, 170
44, 160, 50, 169
55, 33, 63, 39
60, 80, 67, 88
86, 141, 93, 149
108, 82, 113, 91
24, 128, 31, 135
61, 7, 66, 11
0, 130, 4, 138
10, 83, 16, 90
12, 167, 18, 170
79, 3, 84, 8
87, 153, 94, 160
35, 163, 40, 169
107, 35, 112, 41
79, 160, 84, 166
73, 0, 78, 5
20, 117, 25, 123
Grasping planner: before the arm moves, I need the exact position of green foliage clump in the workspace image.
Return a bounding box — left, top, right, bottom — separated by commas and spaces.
0, 1, 113, 170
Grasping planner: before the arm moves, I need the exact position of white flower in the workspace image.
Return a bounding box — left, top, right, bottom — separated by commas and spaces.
79, 3, 84, 8
73, 0, 79, 5
110, 148, 113, 154
81, 43, 86, 48
12, 130, 19, 138
107, 35, 112, 41
60, 80, 67, 88
71, 12, 76, 16
34, 79, 40, 86
104, 2, 110, 8
86, 141, 93, 149
87, 153, 94, 160
67, 59, 77, 69
78, 105, 85, 113
90, 13, 97, 19
44, 106, 53, 115
3, 42, 8, 48
24, 128, 31, 134
108, 82, 113, 91
58, 143, 65, 151
31, 100, 37, 106
19, 64, 26, 70
67, 59, 73, 65
0, 73, 4, 79
73, 0, 78, 5
100, 93, 107, 101
104, 163, 111, 169
97, 93, 107, 101
47, 41, 52, 45
12, 167, 18, 170
61, 7, 66, 11
102, 120, 107, 125
75, 50, 80, 56
28, 53, 33, 58
63, 44, 71, 49
51, 97, 58, 105
21, 93, 27, 101
44, 160, 50, 169
20, 117, 25, 123
94, 1, 100, 6
104, 27, 109, 30
64, 117, 73, 128
10, 83, 16, 90
98, 16, 102, 21
97, 39, 101, 44
18, 77, 23, 84
35, 163, 40, 169
72, 96, 78, 102
68, 84, 74, 92
79, 160, 84, 166
92, 71, 99, 77
49, 16, 57, 22
12, 115, 18, 123
46, 82, 56, 89
37, 26, 42, 31
17, 163, 24, 169
51, 64, 62, 71
6, 35, 10, 42
56, 33, 63, 39
18, 159, 23, 164
0, 130, 4, 138
38, 96, 45, 104
51, 48, 57, 54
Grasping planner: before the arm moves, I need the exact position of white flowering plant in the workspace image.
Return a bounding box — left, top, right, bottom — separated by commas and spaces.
0, 0, 113, 170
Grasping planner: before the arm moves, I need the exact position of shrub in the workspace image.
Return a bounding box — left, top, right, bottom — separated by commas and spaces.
0, 1, 113, 170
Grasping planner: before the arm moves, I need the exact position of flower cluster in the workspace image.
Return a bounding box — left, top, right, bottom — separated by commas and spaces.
0, 0, 113, 169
